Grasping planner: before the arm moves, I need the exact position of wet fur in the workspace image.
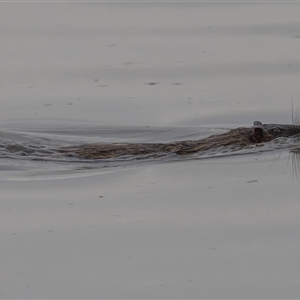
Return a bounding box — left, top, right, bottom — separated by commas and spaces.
59, 124, 278, 159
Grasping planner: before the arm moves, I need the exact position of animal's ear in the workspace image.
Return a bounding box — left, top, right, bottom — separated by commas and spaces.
253, 127, 265, 142
253, 121, 262, 126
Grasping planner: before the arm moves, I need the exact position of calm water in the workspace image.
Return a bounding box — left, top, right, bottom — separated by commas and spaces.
1, 2, 300, 298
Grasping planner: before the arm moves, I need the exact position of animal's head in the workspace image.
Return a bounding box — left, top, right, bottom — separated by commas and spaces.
252, 121, 300, 142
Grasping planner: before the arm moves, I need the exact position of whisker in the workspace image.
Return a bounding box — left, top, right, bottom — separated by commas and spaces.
292, 98, 300, 125
291, 152, 300, 183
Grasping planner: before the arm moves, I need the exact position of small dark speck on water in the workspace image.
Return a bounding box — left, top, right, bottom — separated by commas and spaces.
146, 82, 159, 85
247, 180, 258, 183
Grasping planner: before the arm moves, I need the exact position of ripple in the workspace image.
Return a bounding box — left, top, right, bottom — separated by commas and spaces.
1, 124, 299, 180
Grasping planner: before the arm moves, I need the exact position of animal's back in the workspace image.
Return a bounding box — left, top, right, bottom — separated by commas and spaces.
59, 127, 256, 159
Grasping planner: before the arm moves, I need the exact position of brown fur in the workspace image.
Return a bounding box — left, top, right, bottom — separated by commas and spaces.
59, 127, 274, 159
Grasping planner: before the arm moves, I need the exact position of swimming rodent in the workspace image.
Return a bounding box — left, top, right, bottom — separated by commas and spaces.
59, 121, 300, 159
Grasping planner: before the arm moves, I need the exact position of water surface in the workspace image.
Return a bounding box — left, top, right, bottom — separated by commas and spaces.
1, 2, 300, 299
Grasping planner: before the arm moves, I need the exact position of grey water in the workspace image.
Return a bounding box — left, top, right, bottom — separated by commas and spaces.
2, 2, 300, 299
